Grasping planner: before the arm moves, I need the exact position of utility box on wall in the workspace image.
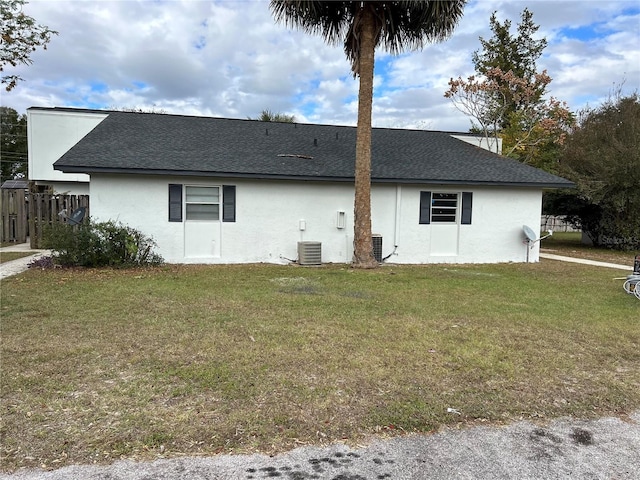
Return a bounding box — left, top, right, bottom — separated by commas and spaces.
298, 241, 322, 265
372, 234, 382, 263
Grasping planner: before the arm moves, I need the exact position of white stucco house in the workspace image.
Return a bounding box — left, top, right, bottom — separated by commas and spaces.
30, 106, 573, 265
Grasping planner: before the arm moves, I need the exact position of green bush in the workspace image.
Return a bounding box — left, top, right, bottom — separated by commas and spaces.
44, 220, 163, 267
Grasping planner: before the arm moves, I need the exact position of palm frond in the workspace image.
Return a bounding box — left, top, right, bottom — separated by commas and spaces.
270, 1, 353, 46
271, 1, 466, 74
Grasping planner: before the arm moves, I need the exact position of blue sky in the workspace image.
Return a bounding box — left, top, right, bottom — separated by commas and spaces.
4, 0, 639, 132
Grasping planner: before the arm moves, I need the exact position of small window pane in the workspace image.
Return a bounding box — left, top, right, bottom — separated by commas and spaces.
432, 208, 456, 215
432, 215, 456, 222
432, 199, 457, 207
433, 193, 457, 200
186, 186, 219, 203
186, 203, 219, 220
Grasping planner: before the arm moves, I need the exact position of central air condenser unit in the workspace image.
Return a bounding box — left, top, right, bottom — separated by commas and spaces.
298, 241, 322, 265
372, 234, 382, 263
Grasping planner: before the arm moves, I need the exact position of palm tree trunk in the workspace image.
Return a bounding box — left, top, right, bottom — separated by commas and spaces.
352, 6, 378, 269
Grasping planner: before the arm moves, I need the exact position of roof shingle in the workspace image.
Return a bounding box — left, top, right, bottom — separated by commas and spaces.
52, 110, 574, 188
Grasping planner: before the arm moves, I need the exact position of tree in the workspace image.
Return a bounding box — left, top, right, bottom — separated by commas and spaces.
250, 109, 296, 123
0, 106, 28, 183
446, 68, 573, 168
1, 0, 57, 91
472, 8, 547, 129
554, 91, 640, 250
445, 70, 506, 153
271, 1, 465, 268
445, 8, 574, 170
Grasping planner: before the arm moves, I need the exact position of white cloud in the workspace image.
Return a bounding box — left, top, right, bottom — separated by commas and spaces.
3, 0, 638, 133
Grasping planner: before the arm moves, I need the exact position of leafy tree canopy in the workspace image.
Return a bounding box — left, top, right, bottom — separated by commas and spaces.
0, 106, 27, 182
250, 109, 296, 123
1, 0, 57, 91
445, 8, 574, 170
472, 7, 547, 126
552, 90, 640, 250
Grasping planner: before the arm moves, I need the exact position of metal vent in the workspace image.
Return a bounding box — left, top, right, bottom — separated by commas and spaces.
298, 241, 322, 265
372, 235, 382, 263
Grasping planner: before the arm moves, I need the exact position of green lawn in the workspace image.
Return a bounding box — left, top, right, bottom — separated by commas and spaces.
1, 261, 639, 471
541, 231, 637, 265
0, 251, 36, 264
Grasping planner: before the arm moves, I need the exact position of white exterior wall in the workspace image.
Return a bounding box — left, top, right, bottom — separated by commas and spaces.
392, 186, 542, 264
27, 109, 106, 194
452, 134, 502, 155
90, 174, 543, 265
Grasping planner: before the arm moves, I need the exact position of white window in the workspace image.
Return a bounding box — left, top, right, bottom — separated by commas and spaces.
431, 193, 458, 223
185, 186, 220, 221
420, 191, 473, 225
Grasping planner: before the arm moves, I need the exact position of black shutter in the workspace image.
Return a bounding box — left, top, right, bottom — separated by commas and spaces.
222, 185, 236, 222
419, 191, 431, 224
168, 184, 182, 222
461, 192, 473, 225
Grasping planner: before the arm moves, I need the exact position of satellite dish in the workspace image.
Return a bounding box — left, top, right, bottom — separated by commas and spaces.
523, 225, 537, 242
67, 207, 86, 226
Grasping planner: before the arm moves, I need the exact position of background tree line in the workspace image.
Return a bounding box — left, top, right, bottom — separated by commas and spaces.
0, 106, 28, 183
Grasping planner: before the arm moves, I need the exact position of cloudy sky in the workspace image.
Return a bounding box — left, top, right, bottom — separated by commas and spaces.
3, 0, 639, 132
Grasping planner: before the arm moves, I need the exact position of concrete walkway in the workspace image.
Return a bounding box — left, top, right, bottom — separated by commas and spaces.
0, 242, 51, 280
539, 252, 632, 271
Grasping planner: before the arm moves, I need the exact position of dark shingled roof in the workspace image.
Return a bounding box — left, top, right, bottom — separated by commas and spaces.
51, 109, 574, 188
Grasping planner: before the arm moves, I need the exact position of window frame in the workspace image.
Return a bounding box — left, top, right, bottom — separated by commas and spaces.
184, 185, 221, 222
430, 192, 459, 223
419, 191, 473, 225
168, 184, 236, 223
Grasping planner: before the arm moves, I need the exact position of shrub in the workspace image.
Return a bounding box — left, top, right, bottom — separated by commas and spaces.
43, 220, 163, 267
27, 255, 55, 270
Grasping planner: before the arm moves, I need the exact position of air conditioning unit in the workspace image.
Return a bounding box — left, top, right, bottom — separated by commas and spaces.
298, 241, 322, 265
372, 234, 382, 263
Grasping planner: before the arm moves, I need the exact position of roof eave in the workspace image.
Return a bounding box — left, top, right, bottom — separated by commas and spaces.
54, 165, 575, 189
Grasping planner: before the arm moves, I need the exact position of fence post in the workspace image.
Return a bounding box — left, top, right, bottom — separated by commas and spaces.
29, 183, 37, 248
0, 189, 27, 243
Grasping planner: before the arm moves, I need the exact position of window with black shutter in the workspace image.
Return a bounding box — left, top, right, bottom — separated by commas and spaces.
419, 191, 473, 225
461, 192, 473, 225
222, 185, 236, 222
419, 191, 431, 224
168, 184, 182, 222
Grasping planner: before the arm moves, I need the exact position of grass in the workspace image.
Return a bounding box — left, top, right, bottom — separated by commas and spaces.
0, 251, 36, 264
1, 259, 639, 472
541, 231, 637, 265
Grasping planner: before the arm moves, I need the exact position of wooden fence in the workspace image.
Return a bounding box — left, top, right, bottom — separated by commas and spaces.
29, 192, 90, 248
0, 189, 89, 247
0, 189, 28, 243
540, 215, 581, 233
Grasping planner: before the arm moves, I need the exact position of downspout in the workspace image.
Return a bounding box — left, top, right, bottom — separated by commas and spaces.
386, 184, 401, 260
394, 184, 401, 247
